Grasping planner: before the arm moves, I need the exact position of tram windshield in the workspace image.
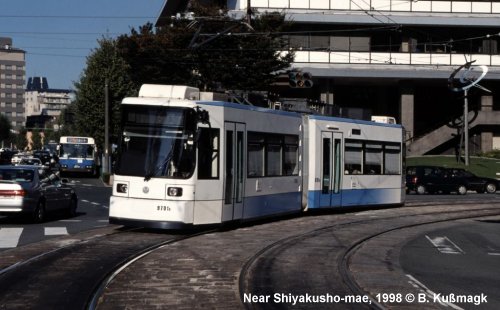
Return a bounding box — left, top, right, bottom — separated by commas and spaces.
114, 106, 197, 179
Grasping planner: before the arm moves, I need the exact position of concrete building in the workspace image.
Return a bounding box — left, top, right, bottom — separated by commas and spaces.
0, 37, 26, 129
25, 77, 74, 129
156, 0, 500, 155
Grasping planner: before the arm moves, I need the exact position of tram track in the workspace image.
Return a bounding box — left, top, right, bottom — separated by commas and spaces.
239, 202, 500, 310
0, 200, 498, 309
0, 226, 214, 310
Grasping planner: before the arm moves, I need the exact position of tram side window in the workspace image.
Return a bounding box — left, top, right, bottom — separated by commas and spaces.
284, 135, 299, 176
384, 143, 401, 175
266, 135, 283, 176
248, 133, 265, 177
365, 143, 382, 174
198, 128, 220, 179
247, 132, 299, 177
345, 140, 363, 174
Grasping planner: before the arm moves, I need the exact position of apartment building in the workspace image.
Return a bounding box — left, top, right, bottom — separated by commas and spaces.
0, 37, 26, 129
157, 0, 500, 154
25, 77, 74, 129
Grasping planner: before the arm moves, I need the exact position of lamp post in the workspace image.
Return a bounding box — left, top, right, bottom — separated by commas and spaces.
448, 61, 489, 167
104, 78, 110, 174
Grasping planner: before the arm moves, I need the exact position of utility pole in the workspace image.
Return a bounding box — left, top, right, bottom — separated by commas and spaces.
104, 78, 110, 174
246, 0, 252, 25
463, 89, 469, 166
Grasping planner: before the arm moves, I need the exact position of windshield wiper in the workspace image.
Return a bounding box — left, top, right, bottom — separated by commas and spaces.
144, 150, 174, 181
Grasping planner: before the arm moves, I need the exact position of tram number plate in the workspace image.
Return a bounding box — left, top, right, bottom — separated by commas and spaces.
157, 205, 171, 211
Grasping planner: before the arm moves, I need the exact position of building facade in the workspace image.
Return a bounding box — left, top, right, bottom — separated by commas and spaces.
25, 77, 74, 129
157, 0, 500, 155
0, 37, 26, 129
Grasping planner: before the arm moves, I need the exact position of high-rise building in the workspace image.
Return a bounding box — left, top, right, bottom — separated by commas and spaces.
0, 37, 26, 129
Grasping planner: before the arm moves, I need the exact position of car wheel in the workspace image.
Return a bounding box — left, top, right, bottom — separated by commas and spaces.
67, 197, 78, 217
457, 185, 467, 195
32, 201, 46, 223
416, 185, 426, 195
486, 183, 497, 194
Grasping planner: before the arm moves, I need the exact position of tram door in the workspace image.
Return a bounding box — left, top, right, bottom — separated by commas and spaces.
223, 122, 245, 221
319, 132, 343, 207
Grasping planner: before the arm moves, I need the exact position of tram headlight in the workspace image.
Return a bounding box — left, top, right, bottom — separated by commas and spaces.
167, 187, 183, 197
117, 183, 128, 193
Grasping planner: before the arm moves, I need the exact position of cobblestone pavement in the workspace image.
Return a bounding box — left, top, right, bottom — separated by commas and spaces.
96, 204, 498, 309
1, 204, 496, 309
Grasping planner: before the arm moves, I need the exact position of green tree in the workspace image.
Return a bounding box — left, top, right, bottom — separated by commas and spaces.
116, 6, 293, 91
0, 115, 12, 147
74, 38, 136, 150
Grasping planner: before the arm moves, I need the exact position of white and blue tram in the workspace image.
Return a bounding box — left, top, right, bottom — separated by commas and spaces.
109, 84, 404, 229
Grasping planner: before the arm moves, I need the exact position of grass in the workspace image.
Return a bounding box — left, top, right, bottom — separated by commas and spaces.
407, 155, 500, 179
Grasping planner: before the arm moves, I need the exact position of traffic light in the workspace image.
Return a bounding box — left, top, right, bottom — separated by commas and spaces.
288, 71, 313, 88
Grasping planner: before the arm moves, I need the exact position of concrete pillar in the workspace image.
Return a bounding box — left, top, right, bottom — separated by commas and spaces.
399, 83, 414, 142
480, 95, 493, 153
320, 79, 334, 115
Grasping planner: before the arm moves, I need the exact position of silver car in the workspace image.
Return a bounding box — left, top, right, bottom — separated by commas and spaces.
0, 166, 78, 223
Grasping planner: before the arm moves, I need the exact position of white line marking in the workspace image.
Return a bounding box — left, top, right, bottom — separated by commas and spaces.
91, 202, 100, 205
44, 227, 68, 236
426, 235, 465, 254
488, 253, 500, 256
81, 199, 89, 203
0, 228, 23, 248
407, 274, 463, 310
59, 220, 82, 222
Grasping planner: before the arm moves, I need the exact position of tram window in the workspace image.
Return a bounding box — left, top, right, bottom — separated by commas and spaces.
345, 140, 362, 174
248, 132, 299, 178
248, 133, 265, 177
384, 143, 401, 175
266, 144, 282, 176
284, 135, 299, 176
364, 143, 382, 174
198, 128, 219, 179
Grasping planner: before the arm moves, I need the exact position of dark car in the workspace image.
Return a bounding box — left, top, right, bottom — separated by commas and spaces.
406, 165, 447, 194
407, 165, 498, 195
0, 166, 78, 222
447, 168, 498, 194
33, 150, 52, 166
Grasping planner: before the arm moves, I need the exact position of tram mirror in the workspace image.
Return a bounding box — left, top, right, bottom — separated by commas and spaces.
196, 108, 210, 125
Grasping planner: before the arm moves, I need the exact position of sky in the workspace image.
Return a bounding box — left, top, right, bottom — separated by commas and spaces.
0, 0, 166, 90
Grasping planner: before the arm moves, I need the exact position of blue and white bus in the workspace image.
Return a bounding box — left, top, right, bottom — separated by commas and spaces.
109, 84, 404, 229
58, 136, 97, 175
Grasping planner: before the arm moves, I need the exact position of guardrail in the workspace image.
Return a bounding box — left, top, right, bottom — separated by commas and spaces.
248, 0, 500, 14
292, 51, 500, 67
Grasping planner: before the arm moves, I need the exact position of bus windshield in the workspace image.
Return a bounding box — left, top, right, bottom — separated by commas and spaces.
114, 106, 197, 179
59, 144, 94, 159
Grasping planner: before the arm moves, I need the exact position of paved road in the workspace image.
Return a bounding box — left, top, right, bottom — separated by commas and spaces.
400, 218, 500, 310
0, 176, 111, 251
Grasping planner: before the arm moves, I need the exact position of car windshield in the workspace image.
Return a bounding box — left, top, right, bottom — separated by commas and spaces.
0, 168, 34, 182
114, 106, 197, 179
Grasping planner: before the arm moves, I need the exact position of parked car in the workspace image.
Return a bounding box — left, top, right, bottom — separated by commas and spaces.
0, 166, 78, 223
406, 165, 447, 194
406, 165, 499, 195
446, 168, 498, 194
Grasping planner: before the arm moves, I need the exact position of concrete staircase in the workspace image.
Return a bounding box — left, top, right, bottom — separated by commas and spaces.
407, 110, 500, 156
